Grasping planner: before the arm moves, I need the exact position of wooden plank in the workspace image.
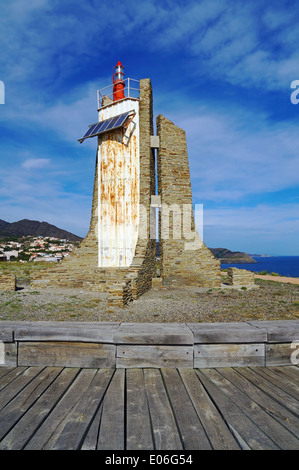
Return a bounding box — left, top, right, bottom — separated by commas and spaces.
249, 320, 299, 342
0, 366, 44, 411
80, 404, 103, 450
126, 369, 154, 450
188, 322, 267, 343
143, 369, 183, 450
0, 367, 27, 391
266, 343, 296, 366
179, 369, 240, 450
269, 330, 299, 342
269, 365, 299, 385
249, 366, 299, 401
0, 367, 15, 380
97, 369, 125, 450
0, 343, 17, 367
200, 368, 298, 449
0, 327, 13, 342
236, 367, 299, 417
15, 322, 120, 343
49, 369, 114, 450
0, 367, 79, 450
0, 367, 63, 441
196, 369, 279, 449
117, 345, 193, 368
1, 320, 119, 327
0, 341, 4, 367
23, 368, 96, 450
219, 367, 299, 440
194, 343, 265, 368
161, 368, 212, 449
18, 341, 116, 368
113, 323, 194, 345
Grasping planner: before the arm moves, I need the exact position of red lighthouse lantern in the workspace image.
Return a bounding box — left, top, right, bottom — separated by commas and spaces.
113, 61, 125, 101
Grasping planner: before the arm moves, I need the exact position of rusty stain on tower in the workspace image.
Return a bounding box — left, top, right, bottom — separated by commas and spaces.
97, 96, 140, 268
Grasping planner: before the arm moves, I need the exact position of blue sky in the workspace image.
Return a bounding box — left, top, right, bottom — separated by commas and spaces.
0, 0, 299, 255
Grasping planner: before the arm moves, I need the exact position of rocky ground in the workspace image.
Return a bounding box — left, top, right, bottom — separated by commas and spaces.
0, 278, 298, 323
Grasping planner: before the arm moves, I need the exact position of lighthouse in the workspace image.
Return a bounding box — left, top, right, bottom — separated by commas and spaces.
31, 62, 221, 306
97, 68, 139, 267
79, 62, 141, 268
113, 61, 125, 101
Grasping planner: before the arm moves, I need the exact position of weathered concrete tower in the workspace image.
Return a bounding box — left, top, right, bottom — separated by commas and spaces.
31, 63, 220, 305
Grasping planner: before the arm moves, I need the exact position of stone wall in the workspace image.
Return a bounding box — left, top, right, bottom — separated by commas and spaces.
227, 267, 255, 286
124, 78, 156, 301
156, 115, 221, 288
0, 273, 16, 291
31, 79, 156, 306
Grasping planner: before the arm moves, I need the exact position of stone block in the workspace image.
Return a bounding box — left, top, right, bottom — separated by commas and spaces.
227, 268, 255, 286
0, 274, 16, 291
152, 277, 163, 288
150, 135, 160, 148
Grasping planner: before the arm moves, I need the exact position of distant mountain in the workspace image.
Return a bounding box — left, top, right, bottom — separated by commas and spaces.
0, 224, 256, 261
0, 220, 9, 231
0, 219, 83, 242
155, 242, 256, 263
209, 248, 257, 263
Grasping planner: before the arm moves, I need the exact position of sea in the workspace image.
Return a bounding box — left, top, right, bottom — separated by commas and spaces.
221, 256, 299, 278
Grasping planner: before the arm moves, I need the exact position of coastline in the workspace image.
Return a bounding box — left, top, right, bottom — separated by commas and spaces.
254, 274, 299, 284
221, 255, 299, 278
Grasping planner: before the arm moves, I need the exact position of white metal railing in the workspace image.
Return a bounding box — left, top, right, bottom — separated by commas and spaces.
97, 78, 140, 109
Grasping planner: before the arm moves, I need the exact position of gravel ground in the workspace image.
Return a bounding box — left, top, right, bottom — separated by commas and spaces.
0, 278, 299, 323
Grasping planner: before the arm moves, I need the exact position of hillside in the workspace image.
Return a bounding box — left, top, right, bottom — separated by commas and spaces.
0, 219, 82, 242
209, 247, 257, 263
156, 243, 256, 263
0, 221, 256, 262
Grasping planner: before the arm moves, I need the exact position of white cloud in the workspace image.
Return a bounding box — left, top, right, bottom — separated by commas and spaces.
0, 162, 91, 236
1, 78, 104, 149
22, 158, 51, 170
2, 1, 299, 96
205, 203, 299, 231
166, 105, 299, 202
202, 203, 299, 254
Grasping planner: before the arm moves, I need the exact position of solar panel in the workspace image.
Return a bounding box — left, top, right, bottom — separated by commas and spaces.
105, 115, 120, 131
114, 113, 129, 127
82, 123, 99, 139
78, 111, 133, 143
92, 121, 106, 134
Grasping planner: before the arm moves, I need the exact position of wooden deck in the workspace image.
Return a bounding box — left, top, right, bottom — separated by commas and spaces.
1, 320, 299, 369
0, 365, 298, 450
